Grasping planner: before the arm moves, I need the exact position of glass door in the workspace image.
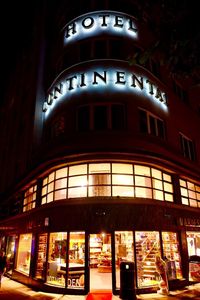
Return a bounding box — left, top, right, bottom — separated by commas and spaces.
89, 233, 112, 290
114, 231, 134, 289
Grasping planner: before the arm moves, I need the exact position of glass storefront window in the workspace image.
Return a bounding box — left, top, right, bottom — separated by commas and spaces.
115, 231, 134, 289
47, 232, 67, 286
35, 233, 48, 280
187, 232, 200, 257
6, 236, 16, 275
16, 233, 32, 275
135, 231, 160, 287
187, 231, 200, 282
68, 232, 85, 289
162, 232, 183, 280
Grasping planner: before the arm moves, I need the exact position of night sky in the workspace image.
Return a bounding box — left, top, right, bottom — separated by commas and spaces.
1, 0, 199, 100
1, 1, 36, 97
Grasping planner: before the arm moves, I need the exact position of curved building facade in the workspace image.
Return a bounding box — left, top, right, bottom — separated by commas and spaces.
0, 1, 200, 296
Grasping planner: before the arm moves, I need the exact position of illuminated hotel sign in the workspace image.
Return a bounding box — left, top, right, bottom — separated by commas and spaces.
63, 11, 138, 45
43, 68, 168, 116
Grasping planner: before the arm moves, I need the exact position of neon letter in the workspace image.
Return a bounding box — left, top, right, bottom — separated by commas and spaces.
93, 71, 107, 85
115, 71, 126, 84
65, 22, 77, 38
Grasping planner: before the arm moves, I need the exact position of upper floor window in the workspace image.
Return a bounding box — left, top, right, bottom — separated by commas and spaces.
139, 109, 165, 139
180, 133, 195, 161
41, 162, 174, 204
51, 116, 65, 138
180, 179, 200, 208
23, 185, 37, 212
77, 103, 126, 132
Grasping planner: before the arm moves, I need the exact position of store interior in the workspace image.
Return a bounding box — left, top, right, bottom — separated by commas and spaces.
12, 230, 200, 290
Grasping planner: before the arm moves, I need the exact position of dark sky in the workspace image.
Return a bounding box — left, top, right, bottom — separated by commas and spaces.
1, 0, 199, 95
1, 1, 36, 95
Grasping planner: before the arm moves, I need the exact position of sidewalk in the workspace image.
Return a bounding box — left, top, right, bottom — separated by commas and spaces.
0, 276, 200, 300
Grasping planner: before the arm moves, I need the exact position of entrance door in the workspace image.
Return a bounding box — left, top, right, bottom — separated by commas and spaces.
89, 233, 112, 290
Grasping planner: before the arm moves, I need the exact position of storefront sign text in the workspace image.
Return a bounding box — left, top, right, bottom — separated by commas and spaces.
64, 11, 137, 44
178, 217, 200, 227
43, 69, 168, 116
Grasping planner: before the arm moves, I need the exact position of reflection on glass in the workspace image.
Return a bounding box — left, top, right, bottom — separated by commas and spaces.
135, 231, 160, 287
187, 231, 200, 281
162, 232, 183, 280
16, 234, 32, 275
35, 233, 48, 279
115, 231, 134, 289
68, 232, 85, 289
6, 236, 15, 275
47, 232, 67, 286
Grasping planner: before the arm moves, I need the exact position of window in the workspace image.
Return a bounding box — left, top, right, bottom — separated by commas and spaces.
35, 233, 48, 279
115, 231, 134, 289
162, 232, 183, 279
94, 106, 108, 130
51, 116, 65, 138
42, 168, 68, 204
41, 162, 173, 203
179, 179, 200, 207
47, 232, 67, 286
139, 109, 165, 139
112, 104, 125, 129
16, 234, 32, 275
135, 231, 161, 287
77, 104, 126, 131
77, 106, 90, 132
23, 185, 37, 212
68, 232, 85, 289
180, 134, 195, 161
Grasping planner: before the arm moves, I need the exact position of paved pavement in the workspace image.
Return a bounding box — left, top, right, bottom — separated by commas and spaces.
0, 277, 200, 300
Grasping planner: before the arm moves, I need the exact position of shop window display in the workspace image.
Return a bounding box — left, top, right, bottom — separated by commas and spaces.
68, 232, 85, 289
47, 232, 67, 286
16, 234, 32, 275
187, 231, 200, 281
5, 236, 15, 275
135, 231, 161, 287
115, 231, 134, 289
162, 232, 183, 280
35, 233, 48, 279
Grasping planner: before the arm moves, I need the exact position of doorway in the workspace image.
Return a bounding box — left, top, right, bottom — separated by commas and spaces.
89, 233, 112, 290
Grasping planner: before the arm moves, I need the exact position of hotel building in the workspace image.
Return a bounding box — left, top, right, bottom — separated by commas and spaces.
0, 0, 200, 295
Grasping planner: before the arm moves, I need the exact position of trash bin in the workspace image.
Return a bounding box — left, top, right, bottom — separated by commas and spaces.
120, 261, 136, 300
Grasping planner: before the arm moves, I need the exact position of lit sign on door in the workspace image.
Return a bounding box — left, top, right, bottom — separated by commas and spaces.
63, 11, 138, 45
